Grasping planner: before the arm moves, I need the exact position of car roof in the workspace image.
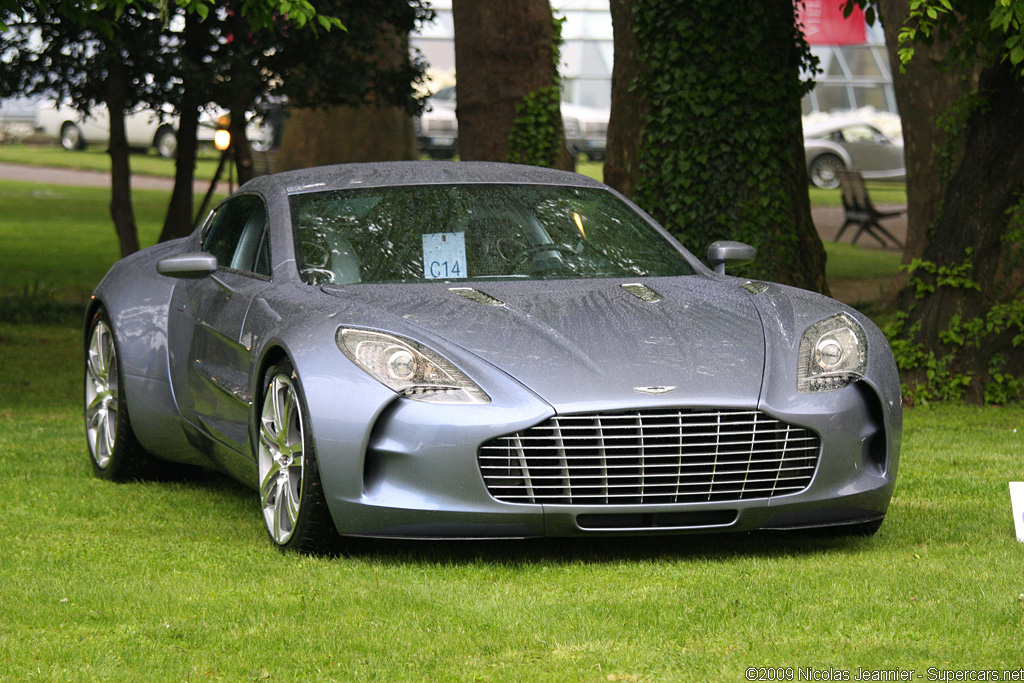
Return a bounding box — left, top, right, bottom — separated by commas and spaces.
240, 161, 608, 196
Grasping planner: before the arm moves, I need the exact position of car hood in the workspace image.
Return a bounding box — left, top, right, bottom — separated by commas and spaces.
324, 278, 766, 412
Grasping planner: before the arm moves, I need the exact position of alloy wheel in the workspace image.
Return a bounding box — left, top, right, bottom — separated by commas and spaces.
85, 319, 118, 468
258, 372, 306, 545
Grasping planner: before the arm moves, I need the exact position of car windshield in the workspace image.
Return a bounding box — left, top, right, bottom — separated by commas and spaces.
290, 183, 695, 285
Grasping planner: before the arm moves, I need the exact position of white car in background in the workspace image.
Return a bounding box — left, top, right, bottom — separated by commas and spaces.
560, 102, 609, 161
414, 86, 609, 161
35, 102, 272, 157
803, 115, 906, 189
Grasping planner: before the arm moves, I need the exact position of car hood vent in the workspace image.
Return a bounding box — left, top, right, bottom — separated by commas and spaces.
449, 287, 505, 307
621, 283, 662, 303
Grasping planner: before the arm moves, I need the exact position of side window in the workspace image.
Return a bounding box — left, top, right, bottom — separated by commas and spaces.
201, 195, 270, 276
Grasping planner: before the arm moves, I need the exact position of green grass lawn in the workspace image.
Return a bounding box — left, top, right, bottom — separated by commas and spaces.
810, 181, 907, 207
0, 176, 1020, 681
2, 321, 1023, 681
0, 141, 223, 180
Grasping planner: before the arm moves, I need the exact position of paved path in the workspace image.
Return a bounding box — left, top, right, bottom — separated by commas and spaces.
812, 204, 907, 251
0, 161, 907, 249
0, 161, 210, 192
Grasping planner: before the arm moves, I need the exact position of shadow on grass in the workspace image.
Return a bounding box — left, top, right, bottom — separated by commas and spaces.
0, 282, 85, 325
344, 529, 879, 567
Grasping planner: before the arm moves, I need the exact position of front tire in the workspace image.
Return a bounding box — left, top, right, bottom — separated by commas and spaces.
257, 360, 339, 554
85, 310, 155, 480
808, 153, 844, 189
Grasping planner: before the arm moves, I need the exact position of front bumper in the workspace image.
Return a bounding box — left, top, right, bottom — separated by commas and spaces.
312, 376, 899, 539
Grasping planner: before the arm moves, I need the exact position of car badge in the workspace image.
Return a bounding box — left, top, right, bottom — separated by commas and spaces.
634, 386, 677, 395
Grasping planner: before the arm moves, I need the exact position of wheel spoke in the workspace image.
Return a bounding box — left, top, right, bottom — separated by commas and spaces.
282, 472, 302, 528
260, 459, 284, 508
88, 330, 108, 384
271, 378, 287, 431
94, 415, 110, 458
272, 491, 286, 540
278, 391, 296, 450
279, 440, 303, 459
87, 394, 106, 424
259, 418, 277, 452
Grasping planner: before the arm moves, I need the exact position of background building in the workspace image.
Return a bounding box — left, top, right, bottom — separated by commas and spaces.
411, 0, 897, 115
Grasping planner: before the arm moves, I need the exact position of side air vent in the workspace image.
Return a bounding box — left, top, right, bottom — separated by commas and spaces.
621, 283, 662, 303
449, 287, 505, 307
740, 281, 769, 295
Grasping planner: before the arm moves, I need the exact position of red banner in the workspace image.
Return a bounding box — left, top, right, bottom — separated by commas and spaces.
798, 0, 866, 46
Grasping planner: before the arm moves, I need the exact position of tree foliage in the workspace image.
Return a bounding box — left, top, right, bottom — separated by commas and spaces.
605, 0, 828, 293
1, 1, 428, 253
895, 0, 1024, 75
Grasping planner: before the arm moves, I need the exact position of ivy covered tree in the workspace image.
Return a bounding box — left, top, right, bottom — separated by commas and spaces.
604, 0, 828, 294
861, 0, 1024, 403
451, 0, 573, 170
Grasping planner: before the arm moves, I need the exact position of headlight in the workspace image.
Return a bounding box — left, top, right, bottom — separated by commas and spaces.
797, 313, 868, 393
336, 328, 490, 404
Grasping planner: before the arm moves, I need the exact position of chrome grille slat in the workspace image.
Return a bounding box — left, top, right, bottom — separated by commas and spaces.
480, 459, 818, 474
478, 408, 821, 505
479, 474, 815, 489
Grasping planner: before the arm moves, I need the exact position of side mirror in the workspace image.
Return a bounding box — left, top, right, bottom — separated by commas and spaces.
707, 241, 756, 275
157, 253, 219, 279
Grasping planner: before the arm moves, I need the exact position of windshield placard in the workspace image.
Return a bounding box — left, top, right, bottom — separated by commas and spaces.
422, 232, 467, 280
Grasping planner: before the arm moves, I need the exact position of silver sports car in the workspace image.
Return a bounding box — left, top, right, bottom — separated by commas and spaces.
84, 162, 902, 553
804, 116, 906, 190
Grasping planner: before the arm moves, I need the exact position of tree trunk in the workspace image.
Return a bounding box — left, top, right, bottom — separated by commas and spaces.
273, 105, 416, 171
899, 61, 1024, 402
228, 9, 257, 186
105, 59, 140, 258
604, 0, 644, 199
876, 0, 973, 263
274, 17, 418, 171
452, 0, 570, 169
231, 106, 255, 185
614, 0, 828, 294
159, 12, 204, 244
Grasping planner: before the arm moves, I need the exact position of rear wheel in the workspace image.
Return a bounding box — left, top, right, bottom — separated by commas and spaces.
257, 360, 340, 554
154, 126, 177, 158
85, 310, 155, 480
808, 153, 844, 189
60, 122, 84, 151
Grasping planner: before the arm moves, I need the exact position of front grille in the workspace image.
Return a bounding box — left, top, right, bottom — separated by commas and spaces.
478, 409, 820, 505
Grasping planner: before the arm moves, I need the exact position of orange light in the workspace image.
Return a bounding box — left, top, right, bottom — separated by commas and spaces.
214, 129, 232, 151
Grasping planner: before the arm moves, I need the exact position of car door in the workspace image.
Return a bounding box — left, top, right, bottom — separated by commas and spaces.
168, 194, 272, 453
840, 124, 903, 173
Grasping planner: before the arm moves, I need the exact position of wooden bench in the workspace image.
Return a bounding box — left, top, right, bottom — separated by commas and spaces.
834, 170, 904, 248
